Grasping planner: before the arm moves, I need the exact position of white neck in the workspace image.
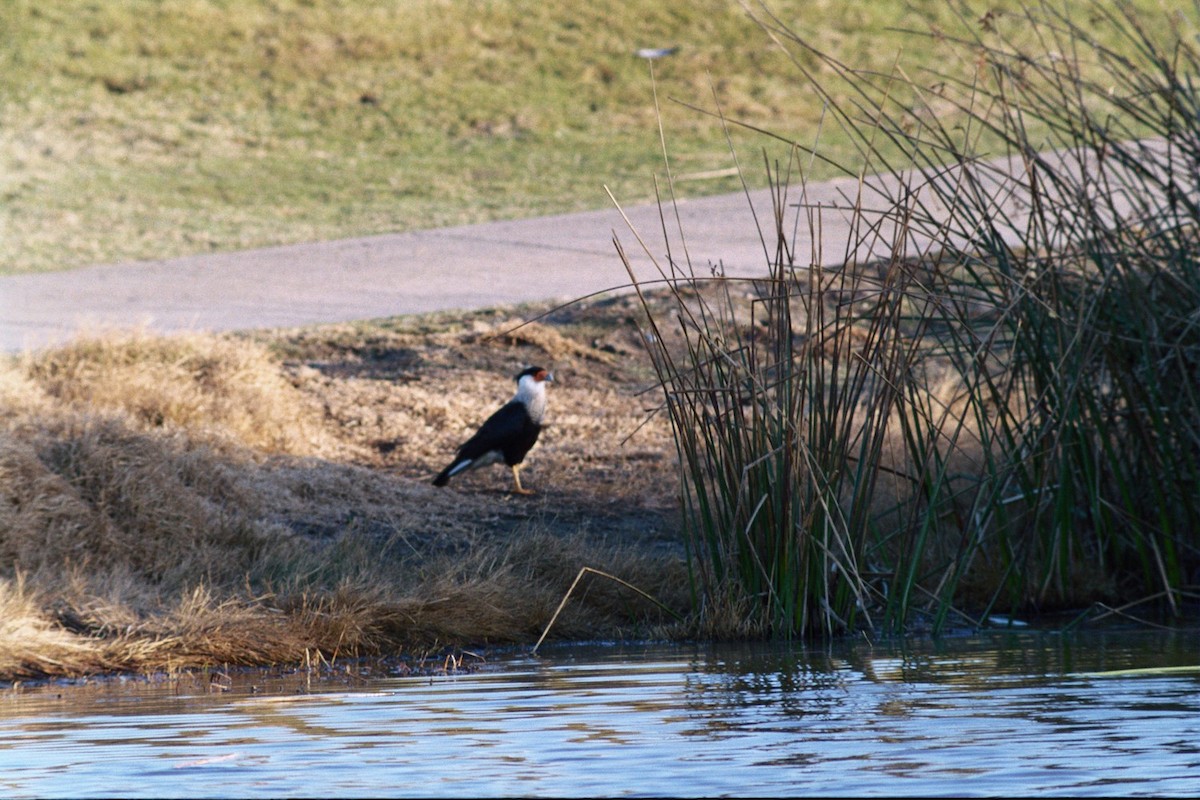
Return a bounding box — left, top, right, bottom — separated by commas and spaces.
515, 374, 548, 424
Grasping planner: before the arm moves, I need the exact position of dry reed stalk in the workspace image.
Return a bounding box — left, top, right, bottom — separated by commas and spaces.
532, 566, 684, 654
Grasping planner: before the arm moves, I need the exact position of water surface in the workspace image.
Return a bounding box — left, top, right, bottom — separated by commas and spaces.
2, 628, 1197, 797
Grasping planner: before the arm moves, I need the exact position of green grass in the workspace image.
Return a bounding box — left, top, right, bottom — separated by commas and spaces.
0, 0, 1172, 274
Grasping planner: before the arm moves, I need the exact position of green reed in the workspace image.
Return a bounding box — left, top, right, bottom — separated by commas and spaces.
621, 1, 1200, 636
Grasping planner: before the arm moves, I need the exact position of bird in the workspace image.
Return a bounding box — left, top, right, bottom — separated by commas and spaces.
433, 366, 553, 495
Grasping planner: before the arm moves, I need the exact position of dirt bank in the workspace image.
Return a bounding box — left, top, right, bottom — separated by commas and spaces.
0, 292, 690, 681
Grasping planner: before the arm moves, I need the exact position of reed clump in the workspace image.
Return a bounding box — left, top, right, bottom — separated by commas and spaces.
622, 1, 1200, 637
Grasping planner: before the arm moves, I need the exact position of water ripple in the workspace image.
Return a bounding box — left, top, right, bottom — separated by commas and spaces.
2, 629, 1198, 797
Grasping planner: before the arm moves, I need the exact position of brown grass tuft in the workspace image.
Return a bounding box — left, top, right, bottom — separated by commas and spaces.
0, 577, 117, 679
22, 331, 335, 455
0, 414, 289, 587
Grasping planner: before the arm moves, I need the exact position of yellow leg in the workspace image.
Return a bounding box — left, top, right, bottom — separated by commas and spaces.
512, 464, 534, 495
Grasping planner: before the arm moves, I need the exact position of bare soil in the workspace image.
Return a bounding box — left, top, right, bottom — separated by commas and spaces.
248, 291, 683, 554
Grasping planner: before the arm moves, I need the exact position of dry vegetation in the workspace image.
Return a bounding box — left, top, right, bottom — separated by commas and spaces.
0, 293, 690, 681
7, 1, 1198, 680
4, 248, 1195, 681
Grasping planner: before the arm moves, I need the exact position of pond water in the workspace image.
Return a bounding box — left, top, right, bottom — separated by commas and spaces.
2, 626, 1198, 797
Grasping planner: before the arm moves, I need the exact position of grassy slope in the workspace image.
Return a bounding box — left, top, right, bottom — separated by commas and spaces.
3, 0, 1167, 274
0, 295, 690, 680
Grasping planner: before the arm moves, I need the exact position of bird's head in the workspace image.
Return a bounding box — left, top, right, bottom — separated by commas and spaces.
516, 366, 553, 385
514, 366, 552, 417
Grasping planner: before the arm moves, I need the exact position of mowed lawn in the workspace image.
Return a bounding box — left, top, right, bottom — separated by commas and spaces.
0, 0, 1172, 274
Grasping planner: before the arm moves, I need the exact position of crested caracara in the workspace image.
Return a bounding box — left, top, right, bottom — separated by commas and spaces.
433, 366, 553, 495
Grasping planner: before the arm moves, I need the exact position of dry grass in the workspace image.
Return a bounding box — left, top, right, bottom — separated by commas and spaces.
3, 256, 1186, 681
19, 331, 337, 455
0, 295, 687, 681
0, 577, 118, 678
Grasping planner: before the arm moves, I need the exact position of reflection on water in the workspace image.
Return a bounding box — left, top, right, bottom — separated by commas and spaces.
2, 628, 1198, 797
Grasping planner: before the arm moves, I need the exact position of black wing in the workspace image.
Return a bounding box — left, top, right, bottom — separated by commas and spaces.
456, 400, 529, 460
433, 399, 540, 486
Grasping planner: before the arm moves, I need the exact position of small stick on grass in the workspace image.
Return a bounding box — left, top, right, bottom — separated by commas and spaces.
532, 567, 684, 655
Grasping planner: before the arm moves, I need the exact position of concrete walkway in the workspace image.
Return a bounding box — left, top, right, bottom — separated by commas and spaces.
2, 137, 1175, 354
0, 175, 886, 353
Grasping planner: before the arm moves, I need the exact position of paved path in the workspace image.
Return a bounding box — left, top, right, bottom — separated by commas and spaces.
0, 175, 887, 353
1, 137, 1175, 354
